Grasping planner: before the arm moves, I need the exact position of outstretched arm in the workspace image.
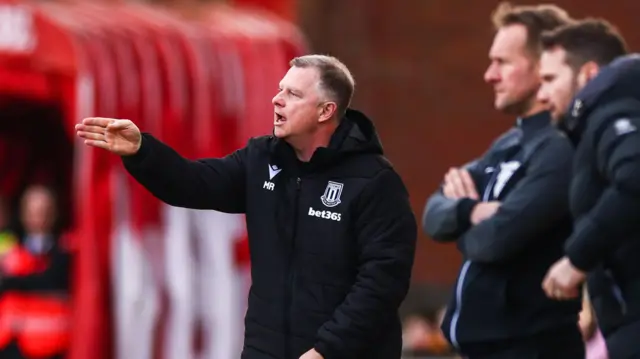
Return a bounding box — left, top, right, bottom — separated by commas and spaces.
77, 118, 247, 213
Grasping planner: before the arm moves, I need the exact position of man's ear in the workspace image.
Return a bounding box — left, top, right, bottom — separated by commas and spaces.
318, 102, 338, 123
578, 61, 600, 86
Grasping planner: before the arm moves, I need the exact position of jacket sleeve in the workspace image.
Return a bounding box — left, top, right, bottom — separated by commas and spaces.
423, 194, 477, 242
565, 117, 640, 271
1, 250, 71, 292
122, 133, 247, 213
314, 169, 417, 359
422, 160, 483, 242
459, 136, 574, 263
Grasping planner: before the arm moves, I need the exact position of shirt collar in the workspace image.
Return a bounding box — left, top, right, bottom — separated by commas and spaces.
516, 111, 551, 140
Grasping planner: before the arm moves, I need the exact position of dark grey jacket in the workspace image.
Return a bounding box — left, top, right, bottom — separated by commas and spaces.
423, 112, 581, 355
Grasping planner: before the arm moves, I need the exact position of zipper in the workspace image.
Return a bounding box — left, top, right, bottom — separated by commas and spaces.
605, 270, 628, 314
449, 260, 471, 349
449, 166, 496, 348
284, 177, 302, 359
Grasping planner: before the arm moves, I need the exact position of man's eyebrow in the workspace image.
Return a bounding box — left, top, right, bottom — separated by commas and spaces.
281, 84, 303, 94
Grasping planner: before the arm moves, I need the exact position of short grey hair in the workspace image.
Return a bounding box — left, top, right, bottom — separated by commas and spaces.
290, 54, 355, 117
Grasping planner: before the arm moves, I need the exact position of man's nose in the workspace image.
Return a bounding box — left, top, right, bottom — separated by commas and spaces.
272, 92, 284, 106
484, 65, 500, 84
536, 88, 549, 103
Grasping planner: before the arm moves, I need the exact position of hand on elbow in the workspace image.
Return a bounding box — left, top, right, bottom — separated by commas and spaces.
442, 168, 479, 200
470, 201, 501, 225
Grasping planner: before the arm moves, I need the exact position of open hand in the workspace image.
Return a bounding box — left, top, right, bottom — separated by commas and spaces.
76, 117, 142, 156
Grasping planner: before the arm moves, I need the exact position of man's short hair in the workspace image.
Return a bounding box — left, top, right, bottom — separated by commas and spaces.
289, 55, 355, 117
491, 2, 573, 56
541, 19, 628, 70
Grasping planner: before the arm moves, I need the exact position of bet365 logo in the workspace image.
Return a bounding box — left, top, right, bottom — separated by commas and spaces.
308, 207, 341, 221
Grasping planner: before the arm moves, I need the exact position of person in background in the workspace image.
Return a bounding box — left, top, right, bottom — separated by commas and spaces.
0, 196, 18, 257
580, 287, 609, 359
0, 185, 72, 359
402, 306, 452, 356
399, 284, 452, 356
537, 19, 640, 359
423, 3, 583, 358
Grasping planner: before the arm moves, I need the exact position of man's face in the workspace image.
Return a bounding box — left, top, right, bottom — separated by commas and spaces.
21, 187, 55, 234
537, 47, 580, 121
484, 24, 541, 115
272, 66, 325, 140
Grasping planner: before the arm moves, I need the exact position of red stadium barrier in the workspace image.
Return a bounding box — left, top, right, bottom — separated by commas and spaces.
0, 1, 307, 358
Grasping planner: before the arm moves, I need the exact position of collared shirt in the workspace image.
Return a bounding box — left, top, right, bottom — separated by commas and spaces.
23, 234, 54, 255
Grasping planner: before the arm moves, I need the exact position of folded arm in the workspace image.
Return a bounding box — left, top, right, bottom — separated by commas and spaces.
423, 160, 483, 241
459, 136, 574, 263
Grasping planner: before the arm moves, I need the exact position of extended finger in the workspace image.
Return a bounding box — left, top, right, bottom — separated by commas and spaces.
84, 140, 110, 150
448, 169, 466, 198
443, 182, 456, 198
75, 124, 107, 134
443, 171, 459, 198
77, 131, 105, 141
444, 170, 453, 185
107, 119, 131, 130
82, 117, 115, 127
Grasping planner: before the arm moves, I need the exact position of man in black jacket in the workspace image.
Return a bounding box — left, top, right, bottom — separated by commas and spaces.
537, 20, 640, 358
76, 54, 417, 359
422, 3, 583, 358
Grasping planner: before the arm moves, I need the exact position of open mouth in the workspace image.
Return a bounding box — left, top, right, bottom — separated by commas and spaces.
274, 113, 286, 124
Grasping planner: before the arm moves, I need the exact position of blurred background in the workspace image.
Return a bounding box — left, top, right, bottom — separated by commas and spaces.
0, 0, 636, 358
